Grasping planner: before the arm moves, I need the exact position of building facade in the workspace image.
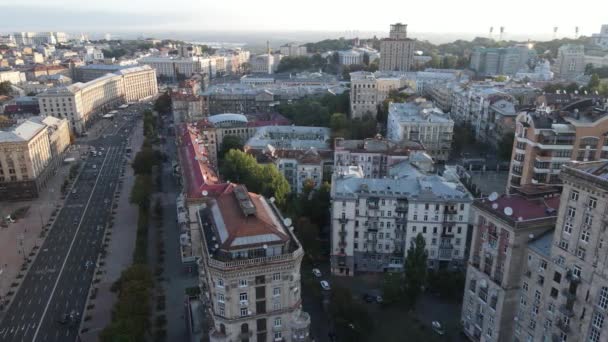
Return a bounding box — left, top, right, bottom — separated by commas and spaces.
507, 99, 608, 193
554, 44, 586, 81
279, 44, 307, 57
379, 23, 415, 72
461, 193, 560, 342
387, 100, 454, 161
198, 184, 311, 342
591, 25, 608, 49
330, 162, 472, 276
0, 116, 70, 200
37, 65, 157, 133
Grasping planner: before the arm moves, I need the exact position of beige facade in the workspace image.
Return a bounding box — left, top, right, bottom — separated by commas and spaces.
37, 65, 157, 133
461, 193, 560, 342
198, 184, 310, 342
507, 102, 608, 193
0, 115, 69, 200
555, 44, 586, 80
379, 23, 415, 72
349, 71, 408, 119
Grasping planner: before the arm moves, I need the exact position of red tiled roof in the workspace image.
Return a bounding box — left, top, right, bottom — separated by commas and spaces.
178, 122, 220, 199
480, 194, 560, 221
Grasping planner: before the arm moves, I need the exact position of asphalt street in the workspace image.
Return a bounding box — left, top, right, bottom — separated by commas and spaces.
0, 106, 145, 342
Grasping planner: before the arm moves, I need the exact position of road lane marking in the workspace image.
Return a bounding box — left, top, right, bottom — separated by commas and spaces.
31, 148, 113, 342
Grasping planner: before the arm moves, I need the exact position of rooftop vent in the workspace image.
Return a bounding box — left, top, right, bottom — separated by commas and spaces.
234, 185, 257, 216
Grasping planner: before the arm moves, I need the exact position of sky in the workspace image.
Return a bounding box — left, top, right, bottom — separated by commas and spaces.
0, 0, 606, 41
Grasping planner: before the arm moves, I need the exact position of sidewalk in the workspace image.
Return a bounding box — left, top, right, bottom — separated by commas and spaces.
78, 120, 144, 341
0, 145, 84, 312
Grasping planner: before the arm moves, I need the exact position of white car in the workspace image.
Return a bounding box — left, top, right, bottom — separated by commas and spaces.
320, 280, 331, 291
432, 321, 444, 335
312, 268, 322, 278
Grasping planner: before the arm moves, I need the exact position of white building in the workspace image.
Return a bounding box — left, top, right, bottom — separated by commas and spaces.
250, 54, 276, 74
198, 183, 311, 342
349, 71, 411, 119
38, 65, 157, 133
514, 59, 554, 81
591, 24, 608, 49
13, 32, 67, 45
138, 56, 207, 79
338, 50, 364, 65
554, 44, 586, 81
279, 43, 307, 57
585, 54, 608, 68
387, 99, 454, 161
0, 70, 26, 84
330, 160, 472, 276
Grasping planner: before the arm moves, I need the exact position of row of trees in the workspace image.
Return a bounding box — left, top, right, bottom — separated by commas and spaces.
100, 110, 160, 341
276, 92, 349, 126
220, 149, 290, 206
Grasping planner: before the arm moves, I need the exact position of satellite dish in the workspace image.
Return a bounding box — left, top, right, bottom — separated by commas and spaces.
492, 203, 499, 210
263, 244, 268, 249
202, 190, 209, 196
283, 218, 292, 227
480, 279, 488, 288
528, 234, 535, 239
488, 192, 498, 202
269, 197, 276, 203
518, 217, 523, 221
214, 244, 219, 249
504, 207, 513, 216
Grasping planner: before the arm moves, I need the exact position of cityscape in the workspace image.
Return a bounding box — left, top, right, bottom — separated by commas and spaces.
1, 5, 608, 342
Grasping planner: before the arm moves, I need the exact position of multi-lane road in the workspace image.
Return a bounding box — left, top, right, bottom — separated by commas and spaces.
0, 107, 144, 342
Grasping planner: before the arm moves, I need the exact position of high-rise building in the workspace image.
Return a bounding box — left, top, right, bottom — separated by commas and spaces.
279, 43, 307, 57
507, 98, 608, 194
554, 44, 586, 80
379, 23, 415, 72
591, 25, 608, 49
330, 160, 472, 276
469, 46, 536, 76
463, 161, 608, 342
198, 184, 311, 342
461, 191, 561, 341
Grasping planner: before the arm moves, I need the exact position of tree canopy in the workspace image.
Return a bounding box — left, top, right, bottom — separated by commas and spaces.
218, 135, 243, 160
0, 81, 12, 95
153, 92, 172, 115
404, 233, 428, 306
329, 286, 373, 341
220, 149, 290, 206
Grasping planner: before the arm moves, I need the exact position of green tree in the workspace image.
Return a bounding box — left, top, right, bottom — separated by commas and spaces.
153, 92, 172, 114
130, 174, 153, 209
131, 146, 160, 175
218, 135, 243, 160
382, 272, 404, 305
295, 217, 322, 260
276, 56, 313, 73
404, 233, 428, 306
494, 75, 508, 82
589, 73, 601, 90
329, 286, 373, 341
0, 81, 12, 95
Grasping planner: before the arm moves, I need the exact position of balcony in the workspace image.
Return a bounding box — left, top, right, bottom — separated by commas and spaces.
559, 303, 575, 317
367, 202, 379, 209
445, 207, 457, 215
566, 271, 581, 284
338, 230, 347, 238
338, 240, 347, 248
395, 205, 408, 212
471, 255, 480, 268
561, 288, 577, 301
338, 217, 348, 224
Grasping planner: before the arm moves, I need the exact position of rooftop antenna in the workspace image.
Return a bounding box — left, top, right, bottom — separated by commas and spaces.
553, 26, 559, 40
504, 207, 513, 216
499, 27, 505, 41
575, 26, 580, 39
488, 192, 499, 202
489, 26, 494, 39
266, 40, 272, 75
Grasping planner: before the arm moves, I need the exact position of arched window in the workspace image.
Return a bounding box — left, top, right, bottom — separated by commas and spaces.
241, 323, 249, 333
220, 324, 226, 334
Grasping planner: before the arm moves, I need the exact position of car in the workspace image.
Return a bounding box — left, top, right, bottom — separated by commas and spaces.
57, 313, 69, 325
312, 268, 322, 277
432, 321, 445, 335
320, 280, 331, 291
362, 293, 374, 303
375, 295, 383, 303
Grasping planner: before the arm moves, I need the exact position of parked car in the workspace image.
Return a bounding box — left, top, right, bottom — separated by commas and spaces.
375, 295, 383, 303
362, 293, 375, 303
432, 321, 445, 335
320, 280, 331, 291
312, 268, 322, 277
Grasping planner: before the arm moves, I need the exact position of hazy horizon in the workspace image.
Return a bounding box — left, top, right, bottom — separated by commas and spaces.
1, 0, 606, 44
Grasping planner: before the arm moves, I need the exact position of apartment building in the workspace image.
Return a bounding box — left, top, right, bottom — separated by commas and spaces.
379, 23, 415, 72
333, 136, 425, 178
279, 43, 307, 57
470, 46, 536, 76
72, 64, 131, 82
330, 161, 472, 276
138, 56, 207, 79
387, 99, 454, 162
198, 184, 310, 342
461, 192, 560, 341
13, 32, 67, 45
37, 65, 157, 133
555, 44, 586, 81
171, 92, 205, 123
0, 115, 70, 200
349, 71, 410, 119
0, 70, 26, 84
507, 98, 608, 193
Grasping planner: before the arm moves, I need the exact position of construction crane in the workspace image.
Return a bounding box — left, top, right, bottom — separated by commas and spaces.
499, 27, 505, 41
553, 26, 559, 39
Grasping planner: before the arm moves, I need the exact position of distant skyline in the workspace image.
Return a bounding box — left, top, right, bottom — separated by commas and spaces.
0, 0, 606, 43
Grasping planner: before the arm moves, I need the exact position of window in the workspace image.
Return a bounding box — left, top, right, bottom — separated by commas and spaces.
598, 287, 608, 310
589, 197, 598, 209
577, 247, 586, 260
593, 312, 605, 329
241, 308, 248, 317
573, 265, 582, 278
548, 303, 555, 313
273, 273, 281, 281
554, 272, 562, 284
274, 317, 282, 328
559, 240, 569, 251
240, 293, 248, 302
239, 279, 248, 287
273, 287, 281, 297
469, 279, 476, 293
540, 260, 547, 270
218, 293, 225, 303
570, 190, 579, 201
550, 287, 558, 299
274, 331, 282, 339
273, 301, 281, 310
581, 230, 590, 243
589, 328, 601, 342
523, 282, 529, 291
567, 207, 576, 218
219, 304, 225, 316
563, 221, 573, 234
217, 278, 224, 288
